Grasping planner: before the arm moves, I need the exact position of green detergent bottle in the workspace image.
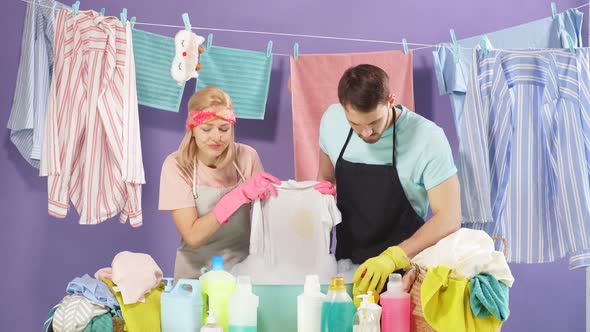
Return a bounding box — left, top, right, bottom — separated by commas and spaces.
200, 256, 236, 332
321, 277, 356, 332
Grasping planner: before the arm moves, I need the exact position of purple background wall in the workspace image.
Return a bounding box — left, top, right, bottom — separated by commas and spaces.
1, 0, 587, 331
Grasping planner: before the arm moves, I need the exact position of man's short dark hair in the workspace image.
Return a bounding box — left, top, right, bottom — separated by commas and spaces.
338, 64, 390, 113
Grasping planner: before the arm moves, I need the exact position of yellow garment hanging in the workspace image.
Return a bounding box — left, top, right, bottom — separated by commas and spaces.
103, 279, 164, 332
420, 265, 501, 332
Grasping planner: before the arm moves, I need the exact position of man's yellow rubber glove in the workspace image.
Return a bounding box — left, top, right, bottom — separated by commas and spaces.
353, 246, 410, 305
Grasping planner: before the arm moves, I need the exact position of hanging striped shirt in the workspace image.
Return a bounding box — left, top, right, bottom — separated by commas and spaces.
459, 48, 590, 268
40, 9, 144, 226
8, 0, 68, 168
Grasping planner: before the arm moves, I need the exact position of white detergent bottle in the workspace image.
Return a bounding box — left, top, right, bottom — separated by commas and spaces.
352, 292, 381, 332
228, 276, 258, 332
298, 275, 326, 332
200, 311, 224, 332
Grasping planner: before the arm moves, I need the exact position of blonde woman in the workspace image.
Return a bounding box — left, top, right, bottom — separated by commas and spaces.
159, 86, 280, 280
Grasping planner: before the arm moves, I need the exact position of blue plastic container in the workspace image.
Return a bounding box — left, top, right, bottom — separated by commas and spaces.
161, 278, 203, 332
252, 283, 353, 332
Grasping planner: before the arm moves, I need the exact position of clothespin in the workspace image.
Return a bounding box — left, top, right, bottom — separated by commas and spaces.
207, 33, 213, 49
266, 40, 273, 58
450, 29, 460, 63
120, 8, 127, 24
100, 7, 105, 16
130, 16, 136, 29
565, 33, 575, 53
402, 38, 409, 55
551, 2, 557, 19
71, 1, 79, 16
182, 13, 191, 31
480, 35, 490, 56
293, 43, 299, 61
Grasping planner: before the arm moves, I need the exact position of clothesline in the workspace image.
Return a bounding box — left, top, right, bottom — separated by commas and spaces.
19, 0, 590, 56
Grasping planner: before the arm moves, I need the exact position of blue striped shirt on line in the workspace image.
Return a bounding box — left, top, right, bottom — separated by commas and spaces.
433, 8, 584, 140
459, 48, 590, 268
8, 0, 67, 168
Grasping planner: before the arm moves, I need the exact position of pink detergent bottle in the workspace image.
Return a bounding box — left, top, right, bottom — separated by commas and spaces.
379, 273, 410, 332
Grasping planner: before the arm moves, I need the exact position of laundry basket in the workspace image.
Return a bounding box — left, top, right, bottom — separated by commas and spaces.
407, 237, 508, 332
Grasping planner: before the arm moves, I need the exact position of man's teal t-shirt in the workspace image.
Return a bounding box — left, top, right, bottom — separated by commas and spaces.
319, 103, 457, 219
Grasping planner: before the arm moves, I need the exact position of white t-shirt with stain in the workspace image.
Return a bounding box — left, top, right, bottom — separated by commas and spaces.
232, 180, 342, 284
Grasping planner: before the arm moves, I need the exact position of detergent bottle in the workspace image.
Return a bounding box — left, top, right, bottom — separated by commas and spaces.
321, 277, 356, 332
200, 256, 236, 332
380, 273, 410, 332
352, 291, 381, 332
161, 278, 203, 332
228, 276, 258, 332
297, 275, 326, 332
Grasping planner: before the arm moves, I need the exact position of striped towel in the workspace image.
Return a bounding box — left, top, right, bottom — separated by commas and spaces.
132, 28, 185, 112
196, 45, 273, 119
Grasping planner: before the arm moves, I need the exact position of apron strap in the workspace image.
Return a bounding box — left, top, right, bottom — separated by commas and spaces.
192, 154, 247, 199
337, 128, 355, 162
392, 106, 398, 165
232, 160, 246, 182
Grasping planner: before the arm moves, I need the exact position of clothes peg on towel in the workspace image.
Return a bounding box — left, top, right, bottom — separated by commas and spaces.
293, 43, 299, 61
266, 41, 273, 58
402, 38, 409, 55
207, 33, 213, 49
551, 2, 557, 19
130, 16, 136, 29
100, 8, 105, 16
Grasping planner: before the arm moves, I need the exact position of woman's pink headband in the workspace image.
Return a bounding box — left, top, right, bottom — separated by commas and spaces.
186, 107, 237, 131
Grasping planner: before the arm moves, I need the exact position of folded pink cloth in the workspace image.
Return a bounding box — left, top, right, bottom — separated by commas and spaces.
94, 267, 113, 281
289, 50, 415, 180
109, 251, 163, 305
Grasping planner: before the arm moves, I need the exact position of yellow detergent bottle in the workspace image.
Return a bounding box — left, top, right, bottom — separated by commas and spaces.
200, 256, 236, 332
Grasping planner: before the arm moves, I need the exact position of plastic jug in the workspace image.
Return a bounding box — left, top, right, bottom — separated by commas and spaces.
161, 278, 203, 332
200, 311, 224, 332
200, 256, 236, 332
321, 277, 356, 332
380, 274, 410, 332
297, 275, 326, 332
352, 291, 381, 332
228, 276, 258, 332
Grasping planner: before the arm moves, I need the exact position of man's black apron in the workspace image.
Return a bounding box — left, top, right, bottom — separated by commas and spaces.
335, 108, 424, 264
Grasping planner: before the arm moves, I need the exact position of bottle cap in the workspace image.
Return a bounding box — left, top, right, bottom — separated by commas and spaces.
211, 256, 224, 271
387, 273, 403, 291
206, 310, 217, 325
236, 275, 252, 294
329, 277, 345, 291
304, 275, 320, 293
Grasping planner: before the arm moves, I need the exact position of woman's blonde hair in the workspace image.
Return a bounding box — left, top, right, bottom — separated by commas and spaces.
176, 86, 236, 171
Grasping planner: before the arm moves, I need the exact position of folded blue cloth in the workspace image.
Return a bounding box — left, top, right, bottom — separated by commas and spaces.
469, 272, 510, 322
66, 274, 121, 317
